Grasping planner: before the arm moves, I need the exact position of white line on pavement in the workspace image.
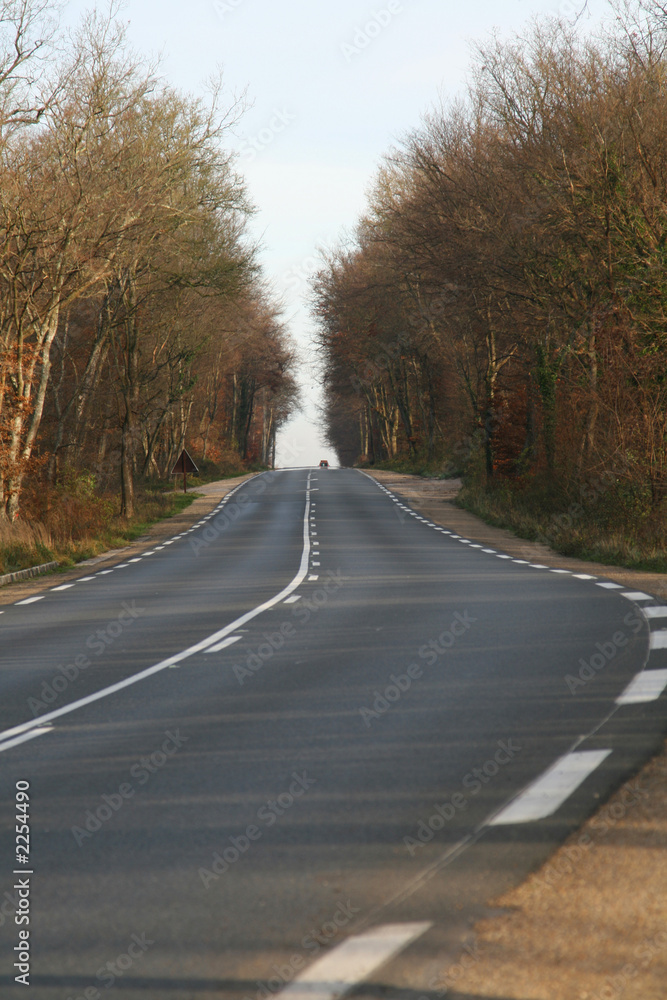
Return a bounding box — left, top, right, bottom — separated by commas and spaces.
644, 607, 667, 619
204, 635, 243, 654
0, 472, 312, 745
622, 592, 653, 601
0, 726, 53, 754
15, 596, 45, 605
617, 669, 667, 705
490, 750, 611, 825
276, 922, 432, 1000
649, 630, 667, 649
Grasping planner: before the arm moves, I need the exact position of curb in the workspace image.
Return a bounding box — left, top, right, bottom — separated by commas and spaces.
0, 560, 60, 588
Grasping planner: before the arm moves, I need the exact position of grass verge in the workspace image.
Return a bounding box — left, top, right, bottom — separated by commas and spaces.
457, 479, 667, 574
0, 490, 200, 576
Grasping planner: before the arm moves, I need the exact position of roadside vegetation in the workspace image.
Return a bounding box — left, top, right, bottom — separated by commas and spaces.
312, 0, 667, 570
0, 1, 298, 573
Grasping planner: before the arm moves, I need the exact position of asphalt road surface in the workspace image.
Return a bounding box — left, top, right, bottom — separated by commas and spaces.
1, 467, 666, 1000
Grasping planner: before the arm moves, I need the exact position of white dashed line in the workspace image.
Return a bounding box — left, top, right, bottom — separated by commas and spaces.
644, 607, 667, 619
76, 576, 96, 582
15, 595, 45, 605
596, 582, 624, 589
649, 630, 667, 650
51, 584, 75, 591
0, 725, 53, 754
482, 549, 496, 554
114, 563, 130, 568
529, 564, 549, 569
550, 569, 571, 574
205, 635, 243, 654
96, 570, 113, 576
617, 670, 667, 705
276, 923, 432, 1000
496, 555, 512, 560
572, 574, 597, 580
308, 575, 319, 581
490, 750, 611, 825
128, 559, 142, 564
622, 592, 653, 601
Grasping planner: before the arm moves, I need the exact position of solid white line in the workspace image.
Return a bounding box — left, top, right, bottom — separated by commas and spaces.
15, 596, 45, 605
0, 726, 53, 754
276, 922, 432, 1000
51, 584, 75, 591
644, 607, 667, 619
205, 635, 243, 654
490, 750, 611, 825
622, 592, 653, 601
0, 472, 312, 746
596, 582, 624, 589
617, 670, 667, 705
649, 630, 667, 650
284, 595, 301, 604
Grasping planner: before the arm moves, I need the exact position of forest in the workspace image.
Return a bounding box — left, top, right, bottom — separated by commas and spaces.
312, 0, 667, 568
0, 1, 297, 568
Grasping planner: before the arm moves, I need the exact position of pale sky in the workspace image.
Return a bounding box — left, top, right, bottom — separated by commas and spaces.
66, 0, 612, 466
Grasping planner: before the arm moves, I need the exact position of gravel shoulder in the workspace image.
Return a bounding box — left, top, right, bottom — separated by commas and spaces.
365, 469, 667, 1000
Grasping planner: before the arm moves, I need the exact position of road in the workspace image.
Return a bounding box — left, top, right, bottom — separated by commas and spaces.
1, 467, 666, 999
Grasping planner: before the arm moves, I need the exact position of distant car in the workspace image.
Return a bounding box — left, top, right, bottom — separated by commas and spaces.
319, 459, 329, 468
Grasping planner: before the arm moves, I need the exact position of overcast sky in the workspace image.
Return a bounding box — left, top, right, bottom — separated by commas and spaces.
67, 0, 611, 466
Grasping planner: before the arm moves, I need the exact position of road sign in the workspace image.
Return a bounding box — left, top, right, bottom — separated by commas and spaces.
171, 449, 199, 492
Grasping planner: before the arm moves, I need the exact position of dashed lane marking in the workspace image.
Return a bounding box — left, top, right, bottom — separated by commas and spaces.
490, 750, 611, 825
617, 669, 667, 705
276, 922, 432, 1000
